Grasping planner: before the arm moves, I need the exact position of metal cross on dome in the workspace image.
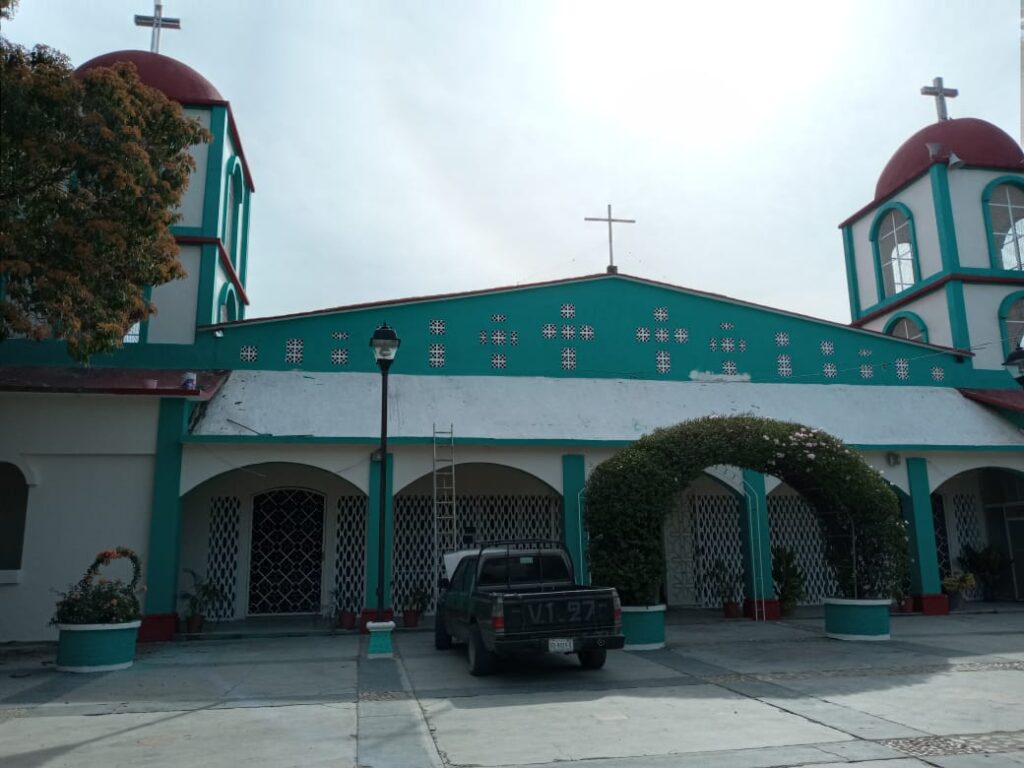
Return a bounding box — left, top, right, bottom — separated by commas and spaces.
920, 77, 958, 121
134, 1, 181, 54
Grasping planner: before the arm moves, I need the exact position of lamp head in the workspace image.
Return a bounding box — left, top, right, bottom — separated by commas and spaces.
1003, 346, 1024, 388
370, 323, 401, 364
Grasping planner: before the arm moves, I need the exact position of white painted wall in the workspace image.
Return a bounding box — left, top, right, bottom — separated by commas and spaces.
850, 175, 941, 311
948, 168, 1022, 269
862, 287, 953, 348
147, 245, 200, 344
963, 283, 1022, 370
0, 394, 159, 641
175, 108, 212, 228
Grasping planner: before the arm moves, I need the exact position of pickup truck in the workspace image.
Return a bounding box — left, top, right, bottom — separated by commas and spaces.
434, 540, 624, 675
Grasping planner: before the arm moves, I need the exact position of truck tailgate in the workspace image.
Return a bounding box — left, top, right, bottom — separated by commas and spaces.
500, 590, 616, 634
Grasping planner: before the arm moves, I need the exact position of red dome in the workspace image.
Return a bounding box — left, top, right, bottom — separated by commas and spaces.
76, 50, 224, 104
875, 118, 1023, 201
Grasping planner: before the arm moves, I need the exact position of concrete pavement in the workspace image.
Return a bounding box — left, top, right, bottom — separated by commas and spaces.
0, 610, 1022, 767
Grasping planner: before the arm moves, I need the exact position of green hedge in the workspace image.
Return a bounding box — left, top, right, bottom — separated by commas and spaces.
585, 415, 908, 604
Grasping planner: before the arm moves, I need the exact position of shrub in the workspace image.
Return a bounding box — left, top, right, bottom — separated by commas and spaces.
52, 547, 142, 625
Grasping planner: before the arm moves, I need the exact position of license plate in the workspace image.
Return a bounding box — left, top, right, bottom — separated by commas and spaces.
548, 638, 574, 652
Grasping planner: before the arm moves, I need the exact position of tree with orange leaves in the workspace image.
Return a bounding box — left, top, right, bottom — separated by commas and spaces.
0, 39, 209, 361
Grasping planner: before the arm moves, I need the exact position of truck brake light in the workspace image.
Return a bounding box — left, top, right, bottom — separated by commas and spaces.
491, 596, 505, 632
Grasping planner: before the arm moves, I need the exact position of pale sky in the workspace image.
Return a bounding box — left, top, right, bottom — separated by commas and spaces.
4, 1, 1020, 323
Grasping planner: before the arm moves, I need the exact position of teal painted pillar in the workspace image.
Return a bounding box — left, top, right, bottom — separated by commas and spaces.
739, 469, 778, 618
904, 458, 942, 600
141, 398, 188, 641
364, 452, 394, 613
561, 454, 588, 584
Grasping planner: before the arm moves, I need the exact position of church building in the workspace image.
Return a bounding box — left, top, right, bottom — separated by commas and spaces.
1, 50, 1022, 642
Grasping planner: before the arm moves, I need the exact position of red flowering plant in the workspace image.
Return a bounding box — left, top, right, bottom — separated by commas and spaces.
51, 547, 143, 625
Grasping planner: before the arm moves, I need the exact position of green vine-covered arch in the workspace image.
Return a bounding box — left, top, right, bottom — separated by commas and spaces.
586, 415, 908, 603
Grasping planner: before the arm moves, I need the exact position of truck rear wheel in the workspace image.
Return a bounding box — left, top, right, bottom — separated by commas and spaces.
467, 624, 495, 676
434, 613, 452, 650
578, 648, 607, 670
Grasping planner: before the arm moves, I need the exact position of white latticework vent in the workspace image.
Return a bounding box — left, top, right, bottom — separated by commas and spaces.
768, 495, 837, 604
393, 494, 563, 614
285, 338, 303, 365
335, 496, 368, 614
690, 494, 743, 608
206, 496, 240, 620
240, 345, 257, 362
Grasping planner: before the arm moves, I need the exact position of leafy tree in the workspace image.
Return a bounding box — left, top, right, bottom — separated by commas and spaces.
0, 40, 209, 361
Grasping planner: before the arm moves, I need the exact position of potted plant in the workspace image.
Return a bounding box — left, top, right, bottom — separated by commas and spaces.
402, 586, 430, 628
708, 558, 743, 618
179, 569, 227, 634
772, 547, 806, 617
51, 547, 143, 672
942, 572, 976, 611
957, 545, 1004, 601
330, 589, 359, 630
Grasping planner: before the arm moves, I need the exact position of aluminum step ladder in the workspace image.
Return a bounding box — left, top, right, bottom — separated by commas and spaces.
432, 424, 458, 608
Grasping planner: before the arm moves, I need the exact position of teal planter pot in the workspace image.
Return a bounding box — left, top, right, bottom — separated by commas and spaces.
620, 604, 665, 650
56, 621, 141, 672
824, 599, 890, 641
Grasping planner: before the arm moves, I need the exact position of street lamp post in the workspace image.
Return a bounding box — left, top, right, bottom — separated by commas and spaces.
367, 323, 400, 657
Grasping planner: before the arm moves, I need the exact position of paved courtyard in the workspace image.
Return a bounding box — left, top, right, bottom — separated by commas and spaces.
1, 610, 1023, 767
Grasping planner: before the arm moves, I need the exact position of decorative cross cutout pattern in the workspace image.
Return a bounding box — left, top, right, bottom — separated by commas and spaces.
285, 338, 303, 364
240, 345, 258, 362
331, 349, 348, 365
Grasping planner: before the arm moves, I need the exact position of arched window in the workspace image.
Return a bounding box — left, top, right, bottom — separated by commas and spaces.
0, 462, 29, 573
224, 163, 244, 270
885, 313, 928, 343
986, 182, 1024, 271
218, 285, 239, 324
1001, 292, 1024, 356
872, 206, 918, 299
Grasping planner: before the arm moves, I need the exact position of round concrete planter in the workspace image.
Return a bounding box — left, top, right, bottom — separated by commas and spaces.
824, 598, 890, 641
56, 621, 141, 672
621, 604, 666, 650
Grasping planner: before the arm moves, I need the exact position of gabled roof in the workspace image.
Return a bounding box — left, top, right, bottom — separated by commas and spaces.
203, 271, 970, 357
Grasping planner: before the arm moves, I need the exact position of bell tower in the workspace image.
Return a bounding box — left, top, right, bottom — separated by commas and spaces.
76, 50, 255, 345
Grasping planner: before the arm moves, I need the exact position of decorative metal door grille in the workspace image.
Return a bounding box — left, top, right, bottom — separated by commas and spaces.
690, 494, 743, 608
768, 495, 837, 604
393, 494, 562, 614
931, 495, 952, 578
952, 493, 984, 599
206, 496, 240, 620
334, 496, 368, 613
248, 489, 324, 614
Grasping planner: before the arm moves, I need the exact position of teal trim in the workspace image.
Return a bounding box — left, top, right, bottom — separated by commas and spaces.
201, 107, 228, 238
238, 187, 252, 313
216, 283, 239, 323
561, 454, 588, 584
365, 452, 394, 610
194, 245, 218, 327
146, 399, 188, 615
739, 469, 773, 600
882, 310, 930, 343
139, 285, 153, 344
999, 290, 1024, 357
928, 164, 960, 272
221, 158, 244, 271
842, 226, 861, 320
366, 624, 395, 655
945, 281, 971, 351
904, 458, 941, 595
169, 225, 205, 238
851, 444, 1024, 453
870, 202, 922, 303
981, 175, 1024, 270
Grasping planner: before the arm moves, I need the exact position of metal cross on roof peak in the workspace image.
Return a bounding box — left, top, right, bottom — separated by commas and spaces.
920, 77, 958, 121
584, 204, 635, 274
134, 1, 181, 54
